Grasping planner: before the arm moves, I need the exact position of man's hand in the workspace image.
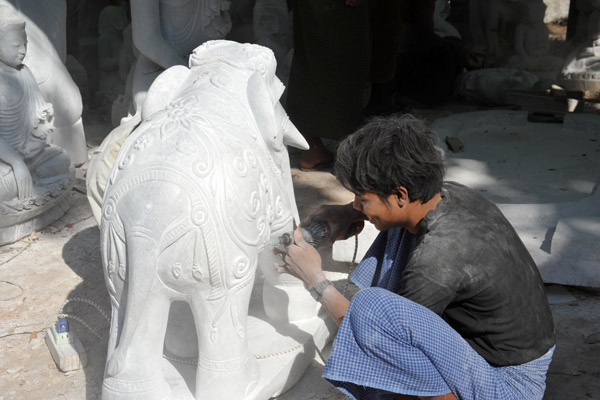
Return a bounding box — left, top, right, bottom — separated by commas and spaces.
300, 203, 365, 248
274, 228, 326, 288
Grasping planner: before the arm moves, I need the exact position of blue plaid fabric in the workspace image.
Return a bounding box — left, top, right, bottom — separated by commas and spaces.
324, 227, 554, 399
323, 288, 554, 400
351, 227, 416, 292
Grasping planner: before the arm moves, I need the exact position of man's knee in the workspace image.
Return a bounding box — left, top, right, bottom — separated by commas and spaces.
349, 287, 414, 319
348, 287, 391, 320
347, 288, 433, 346
347, 288, 412, 342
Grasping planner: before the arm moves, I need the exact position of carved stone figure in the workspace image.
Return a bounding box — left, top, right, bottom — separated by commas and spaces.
506, 0, 563, 72
0, 5, 74, 245
253, 0, 293, 85
88, 0, 239, 220
469, 0, 558, 70
129, 0, 232, 114
87, 0, 233, 205
100, 40, 331, 400
469, 0, 524, 56
560, 0, 600, 92
0, 0, 87, 165
434, 0, 461, 39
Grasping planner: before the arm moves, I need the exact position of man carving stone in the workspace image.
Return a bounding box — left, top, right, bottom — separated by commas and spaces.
277, 115, 555, 400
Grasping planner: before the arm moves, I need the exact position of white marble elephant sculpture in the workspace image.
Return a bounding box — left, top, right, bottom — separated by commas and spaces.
100, 40, 308, 400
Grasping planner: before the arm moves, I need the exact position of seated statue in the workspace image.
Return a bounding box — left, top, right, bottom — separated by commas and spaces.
0, 5, 74, 245
560, 0, 600, 93
1, 0, 87, 165
469, 0, 560, 71
506, 0, 563, 72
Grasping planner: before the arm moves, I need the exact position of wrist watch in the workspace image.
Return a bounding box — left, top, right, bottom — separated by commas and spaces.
309, 279, 332, 302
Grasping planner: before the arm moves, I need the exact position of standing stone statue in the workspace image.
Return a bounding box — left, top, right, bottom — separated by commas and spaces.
0, 5, 74, 245
100, 40, 334, 400
87, 0, 234, 222
130, 0, 232, 114
1, 0, 87, 165
253, 0, 293, 85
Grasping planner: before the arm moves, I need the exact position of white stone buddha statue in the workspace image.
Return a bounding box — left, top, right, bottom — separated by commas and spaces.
0, 7, 71, 200
0, 5, 73, 244
560, 0, 600, 92
1, 0, 87, 165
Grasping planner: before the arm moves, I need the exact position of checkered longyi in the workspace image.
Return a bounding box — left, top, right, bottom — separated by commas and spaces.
323, 287, 554, 400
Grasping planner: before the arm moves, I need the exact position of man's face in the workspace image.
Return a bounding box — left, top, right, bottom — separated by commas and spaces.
0, 29, 27, 69
352, 191, 403, 231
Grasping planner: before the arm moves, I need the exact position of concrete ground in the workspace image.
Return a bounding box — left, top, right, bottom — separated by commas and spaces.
1, 101, 600, 400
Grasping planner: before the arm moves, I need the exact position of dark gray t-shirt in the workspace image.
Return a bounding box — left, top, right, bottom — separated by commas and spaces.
398, 182, 555, 366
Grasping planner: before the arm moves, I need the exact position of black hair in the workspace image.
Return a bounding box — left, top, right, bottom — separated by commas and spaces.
335, 114, 445, 202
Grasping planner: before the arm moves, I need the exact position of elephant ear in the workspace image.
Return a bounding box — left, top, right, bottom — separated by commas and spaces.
247, 71, 280, 151
142, 65, 191, 120
247, 71, 308, 151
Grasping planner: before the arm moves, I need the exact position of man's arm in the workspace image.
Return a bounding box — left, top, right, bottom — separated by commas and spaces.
277, 228, 350, 326
317, 284, 350, 326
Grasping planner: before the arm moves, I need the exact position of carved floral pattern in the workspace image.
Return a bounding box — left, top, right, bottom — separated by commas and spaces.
133, 135, 152, 151
146, 97, 207, 141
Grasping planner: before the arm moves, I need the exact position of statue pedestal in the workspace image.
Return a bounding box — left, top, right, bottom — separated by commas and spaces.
0, 172, 75, 245
162, 306, 337, 400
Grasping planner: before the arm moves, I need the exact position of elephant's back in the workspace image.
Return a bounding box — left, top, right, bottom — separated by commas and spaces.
103, 101, 279, 253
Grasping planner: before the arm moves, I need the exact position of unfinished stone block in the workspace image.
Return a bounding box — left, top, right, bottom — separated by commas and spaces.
551, 217, 600, 262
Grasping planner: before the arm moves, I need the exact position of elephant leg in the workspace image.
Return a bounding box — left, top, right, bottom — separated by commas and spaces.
104, 306, 120, 367
190, 281, 260, 399
102, 239, 172, 400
